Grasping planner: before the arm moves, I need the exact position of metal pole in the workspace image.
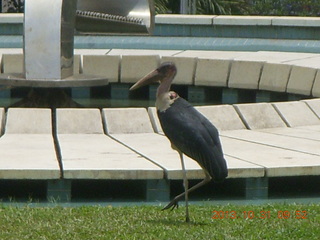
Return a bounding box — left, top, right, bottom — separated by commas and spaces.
180, 0, 188, 14
190, 0, 196, 14
180, 0, 196, 14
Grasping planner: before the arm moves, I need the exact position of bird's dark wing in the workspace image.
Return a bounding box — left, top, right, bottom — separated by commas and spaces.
158, 97, 228, 181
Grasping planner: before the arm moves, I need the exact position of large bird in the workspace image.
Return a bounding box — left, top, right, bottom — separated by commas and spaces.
130, 62, 228, 222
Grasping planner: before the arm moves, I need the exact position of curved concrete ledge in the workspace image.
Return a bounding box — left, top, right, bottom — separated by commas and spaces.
1, 49, 319, 97
3, 13, 320, 28
0, 13, 22, 23
156, 14, 320, 27
155, 14, 320, 41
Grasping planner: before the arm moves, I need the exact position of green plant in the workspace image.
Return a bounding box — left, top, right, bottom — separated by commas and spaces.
247, 0, 320, 16
154, 0, 320, 16
154, 0, 249, 14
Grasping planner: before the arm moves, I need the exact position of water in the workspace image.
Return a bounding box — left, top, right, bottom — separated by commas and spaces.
0, 84, 225, 109
0, 97, 220, 109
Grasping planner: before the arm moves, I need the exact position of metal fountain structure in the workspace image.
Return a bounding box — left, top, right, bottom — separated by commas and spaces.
0, 0, 154, 89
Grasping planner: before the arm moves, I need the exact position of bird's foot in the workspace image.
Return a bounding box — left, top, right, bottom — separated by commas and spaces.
161, 198, 179, 211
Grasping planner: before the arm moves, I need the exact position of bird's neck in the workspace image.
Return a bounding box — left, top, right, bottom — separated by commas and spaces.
156, 71, 177, 112
156, 91, 178, 112
156, 93, 171, 112
156, 75, 174, 98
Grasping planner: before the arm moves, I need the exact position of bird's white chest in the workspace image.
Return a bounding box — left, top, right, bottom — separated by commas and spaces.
155, 92, 175, 112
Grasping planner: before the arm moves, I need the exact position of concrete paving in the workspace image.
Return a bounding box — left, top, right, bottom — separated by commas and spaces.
259, 63, 291, 92
5, 108, 52, 134
56, 108, 163, 180
82, 55, 121, 83
0, 100, 318, 201
233, 100, 320, 141
156, 14, 214, 25
161, 56, 197, 85
312, 71, 320, 97
303, 98, 320, 118
58, 133, 163, 179
0, 134, 60, 179
0, 49, 319, 97
74, 49, 109, 55
286, 66, 317, 95
104, 107, 265, 179
108, 132, 205, 179
57, 108, 103, 134
228, 60, 264, 89
156, 14, 320, 27
233, 102, 287, 129
272, 101, 320, 127
1, 54, 23, 73
255, 51, 317, 63
175, 50, 245, 59
221, 135, 320, 177
149, 104, 247, 132
195, 105, 246, 131
271, 16, 320, 27
103, 108, 154, 134
108, 132, 265, 179
213, 15, 273, 26
0, 108, 60, 179
222, 129, 320, 156
296, 125, 320, 132
192, 102, 320, 177
258, 127, 320, 141
148, 101, 320, 178
284, 55, 320, 69
103, 108, 203, 179
120, 55, 160, 83
195, 58, 231, 87
107, 49, 181, 56
0, 49, 22, 71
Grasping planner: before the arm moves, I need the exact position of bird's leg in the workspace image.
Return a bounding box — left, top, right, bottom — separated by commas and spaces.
162, 172, 212, 212
178, 152, 190, 223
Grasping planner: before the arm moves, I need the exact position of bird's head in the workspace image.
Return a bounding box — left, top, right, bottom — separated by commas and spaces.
129, 62, 177, 93
130, 62, 178, 112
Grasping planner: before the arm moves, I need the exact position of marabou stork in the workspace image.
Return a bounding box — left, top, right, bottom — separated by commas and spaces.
130, 62, 228, 222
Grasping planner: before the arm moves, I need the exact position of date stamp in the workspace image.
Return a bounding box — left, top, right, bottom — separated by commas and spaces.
212, 210, 308, 219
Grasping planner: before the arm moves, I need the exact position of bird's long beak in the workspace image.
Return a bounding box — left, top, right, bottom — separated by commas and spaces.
129, 69, 161, 91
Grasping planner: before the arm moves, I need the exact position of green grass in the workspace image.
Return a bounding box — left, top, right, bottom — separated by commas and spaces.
0, 203, 319, 240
